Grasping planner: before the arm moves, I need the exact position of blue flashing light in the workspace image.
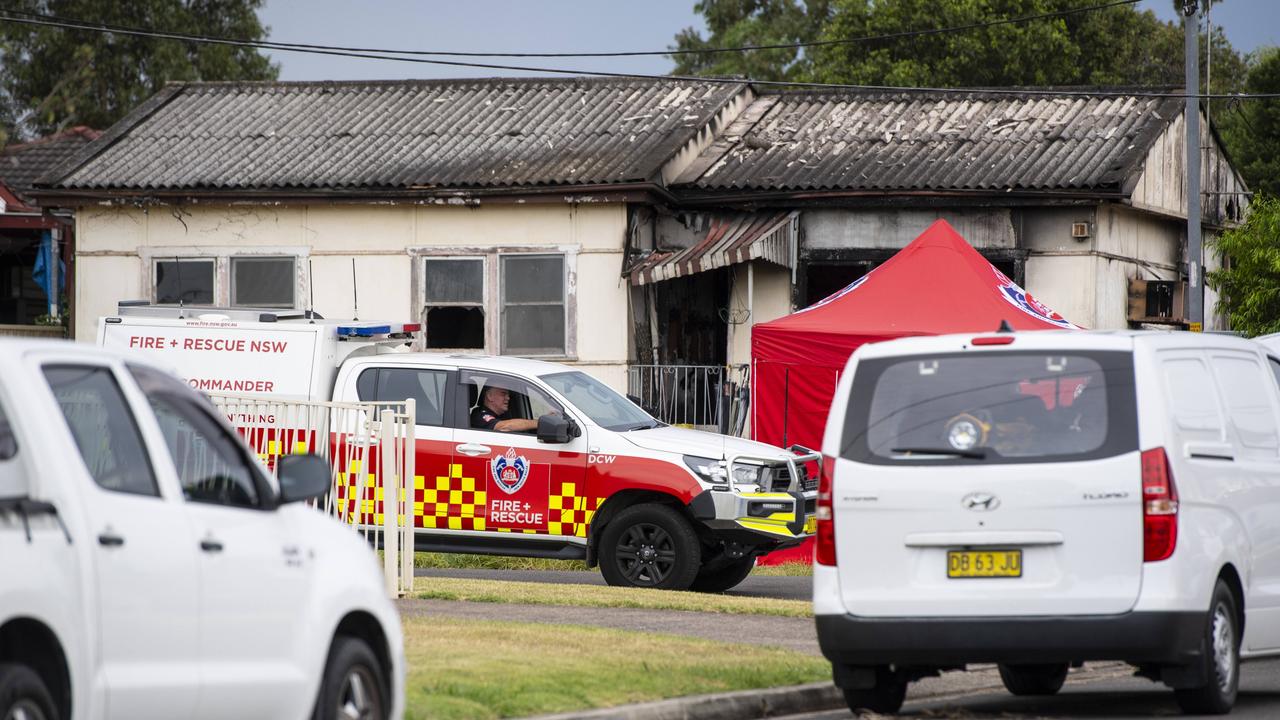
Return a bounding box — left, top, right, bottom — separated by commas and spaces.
336, 324, 393, 337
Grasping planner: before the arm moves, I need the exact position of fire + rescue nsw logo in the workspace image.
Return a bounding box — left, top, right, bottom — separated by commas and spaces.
992, 268, 1078, 329
491, 447, 530, 495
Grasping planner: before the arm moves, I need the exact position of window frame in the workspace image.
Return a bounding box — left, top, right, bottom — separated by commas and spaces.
421, 255, 488, 352
153, 257, 217, 306
229, 255, 298, 308
412, 247, 577, 360
141, 247, 307, 310
499, 253, 567, 357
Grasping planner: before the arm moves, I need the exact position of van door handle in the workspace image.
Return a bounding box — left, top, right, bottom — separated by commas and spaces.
1185, 442, 1235, 462
97, 532, 125, 547
456, 443, 492, 457
200, 539, 224, 553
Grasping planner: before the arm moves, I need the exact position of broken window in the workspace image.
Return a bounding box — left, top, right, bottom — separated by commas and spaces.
424, 257, 485, 349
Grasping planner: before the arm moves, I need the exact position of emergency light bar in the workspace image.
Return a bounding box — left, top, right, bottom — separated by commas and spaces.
335, 323, 421, 338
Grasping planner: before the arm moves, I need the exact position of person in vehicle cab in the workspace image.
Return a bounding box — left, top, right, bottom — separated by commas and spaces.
471, 386, 539, 433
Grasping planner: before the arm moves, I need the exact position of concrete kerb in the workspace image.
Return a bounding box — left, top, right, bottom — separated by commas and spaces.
517, 661, 1138, 720
518, 682, 845, 720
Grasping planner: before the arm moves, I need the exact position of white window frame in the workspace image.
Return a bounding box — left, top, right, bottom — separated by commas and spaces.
411, 246, 577, 360
141, 247, 307, 309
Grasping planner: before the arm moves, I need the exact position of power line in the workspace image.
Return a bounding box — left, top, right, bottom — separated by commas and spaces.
1, 7, 1278, 100
0, 0, 1143, 59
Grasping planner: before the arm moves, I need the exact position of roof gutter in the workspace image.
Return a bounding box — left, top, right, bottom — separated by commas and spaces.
671, 187, 1128, 207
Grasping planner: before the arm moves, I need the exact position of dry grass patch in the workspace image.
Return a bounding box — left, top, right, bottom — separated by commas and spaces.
402, 616, 827, 719
414, 577, 812, 618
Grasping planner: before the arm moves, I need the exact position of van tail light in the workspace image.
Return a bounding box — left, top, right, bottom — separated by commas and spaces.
1142, 448, 1179, 562
815, 454, 837, 566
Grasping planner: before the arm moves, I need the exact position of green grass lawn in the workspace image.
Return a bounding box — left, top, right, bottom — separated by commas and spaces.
413, 552, 813, 577
415, 577, 812, 618
402, 616, 828, 719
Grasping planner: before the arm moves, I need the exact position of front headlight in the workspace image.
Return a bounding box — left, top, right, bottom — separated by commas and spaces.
683, 456, 762, 489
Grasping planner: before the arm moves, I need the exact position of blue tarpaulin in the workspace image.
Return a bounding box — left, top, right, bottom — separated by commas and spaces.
32, 230, 64, 314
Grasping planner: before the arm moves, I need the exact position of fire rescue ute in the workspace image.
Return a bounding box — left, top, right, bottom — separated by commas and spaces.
100, 304, 819, 591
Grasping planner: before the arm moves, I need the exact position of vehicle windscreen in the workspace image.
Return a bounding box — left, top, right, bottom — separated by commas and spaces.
842, 350, 1137, 465
540, 371, 658, 431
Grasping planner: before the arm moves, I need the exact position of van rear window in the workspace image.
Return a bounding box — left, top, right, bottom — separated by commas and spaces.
842, 350, 1137, 465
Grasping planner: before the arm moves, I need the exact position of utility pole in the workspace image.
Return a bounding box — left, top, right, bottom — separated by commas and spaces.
1184, 0, 1203, 331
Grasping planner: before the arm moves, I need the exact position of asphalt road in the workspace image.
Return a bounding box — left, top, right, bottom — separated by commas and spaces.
413, 567, 812, 601
779, 658, 1280, 719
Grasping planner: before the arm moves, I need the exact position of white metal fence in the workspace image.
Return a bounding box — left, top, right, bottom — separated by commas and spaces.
209, 393, 417, 597
627, 364, 750, 435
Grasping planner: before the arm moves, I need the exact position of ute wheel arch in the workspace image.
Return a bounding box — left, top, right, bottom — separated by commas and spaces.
1218, 564, 1245, 639
312, 611, 393, 719
585, 490, 692, 568
0, 618, 71, 720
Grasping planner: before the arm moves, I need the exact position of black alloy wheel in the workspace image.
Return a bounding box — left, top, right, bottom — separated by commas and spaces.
599, 504, 700, 590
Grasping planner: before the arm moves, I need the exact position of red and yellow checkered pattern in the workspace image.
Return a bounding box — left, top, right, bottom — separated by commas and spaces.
547, 482, 604, 538
419, 464, 487, 531
335, 458, 383, 525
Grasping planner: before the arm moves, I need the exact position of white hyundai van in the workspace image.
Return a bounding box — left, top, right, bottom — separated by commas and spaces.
814, 329, 1280, 716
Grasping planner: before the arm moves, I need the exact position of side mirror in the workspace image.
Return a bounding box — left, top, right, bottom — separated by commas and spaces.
537, 413, 579, 444
277, 454, 331, 504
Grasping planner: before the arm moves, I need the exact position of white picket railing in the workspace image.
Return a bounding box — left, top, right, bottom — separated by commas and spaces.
208, 393, 417, 598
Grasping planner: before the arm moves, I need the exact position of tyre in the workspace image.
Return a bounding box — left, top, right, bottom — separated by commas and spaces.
312, 636, 387, 720
689, 556, 755, 593
0, 663, 57, 720
997, 663, 1069, 696
599, 504, 701, 590
1175, 580, 1240, 715
841, 666, 907, 715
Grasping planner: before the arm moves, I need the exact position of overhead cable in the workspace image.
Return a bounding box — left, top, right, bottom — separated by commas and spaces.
0, 0, 1142, 58
1, 7, 1278, 100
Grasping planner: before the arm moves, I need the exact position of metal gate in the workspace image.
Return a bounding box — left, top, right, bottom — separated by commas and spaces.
208, 393, 417, 598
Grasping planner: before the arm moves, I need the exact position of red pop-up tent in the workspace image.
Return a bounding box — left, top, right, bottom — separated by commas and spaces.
751, 219, 1078, 562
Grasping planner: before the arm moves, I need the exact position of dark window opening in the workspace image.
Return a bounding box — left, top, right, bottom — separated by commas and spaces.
156, 259, 214, 305
426, 307, 485, 349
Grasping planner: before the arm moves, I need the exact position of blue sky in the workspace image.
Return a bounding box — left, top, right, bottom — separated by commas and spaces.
258, 0, 1277, 82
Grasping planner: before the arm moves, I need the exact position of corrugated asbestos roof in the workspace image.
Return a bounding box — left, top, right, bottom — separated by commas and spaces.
41, 78, 746, 192
675, 91, 1183, 192
630, 211, 798, 285
0, 127, 101, 202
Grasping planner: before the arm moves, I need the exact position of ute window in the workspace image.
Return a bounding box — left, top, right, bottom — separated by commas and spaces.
44, 365, 160, 496
356, 367, 448, 427
842, 351, 1137, 465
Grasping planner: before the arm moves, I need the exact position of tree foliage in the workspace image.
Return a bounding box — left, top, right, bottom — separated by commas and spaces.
0, 0, 278, 143
671, 0, 830, 81
1207, 195, 1280, 337
673, 0, 1244, 92
1219, 47, 1280, 199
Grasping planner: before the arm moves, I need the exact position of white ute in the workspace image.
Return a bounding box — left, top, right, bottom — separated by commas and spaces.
99, 304, 819, 592
814, 329, 1280, 715
0, 339, 404, 720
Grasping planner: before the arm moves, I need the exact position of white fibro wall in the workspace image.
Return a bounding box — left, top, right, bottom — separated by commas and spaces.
74, 201, 634, 390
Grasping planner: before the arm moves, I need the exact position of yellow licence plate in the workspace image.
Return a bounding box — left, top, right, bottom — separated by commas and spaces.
803, 516, 817, 534
947, 549, 1022, 578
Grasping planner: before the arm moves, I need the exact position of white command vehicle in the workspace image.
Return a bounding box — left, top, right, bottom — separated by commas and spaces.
814, 329, 1280, 716
0, 338, 403, 720
99, 304, 818, 592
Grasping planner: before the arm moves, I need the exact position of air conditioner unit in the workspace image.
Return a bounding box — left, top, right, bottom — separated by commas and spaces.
1071, 222, 1092, 240
1127, 278, 1186, 325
